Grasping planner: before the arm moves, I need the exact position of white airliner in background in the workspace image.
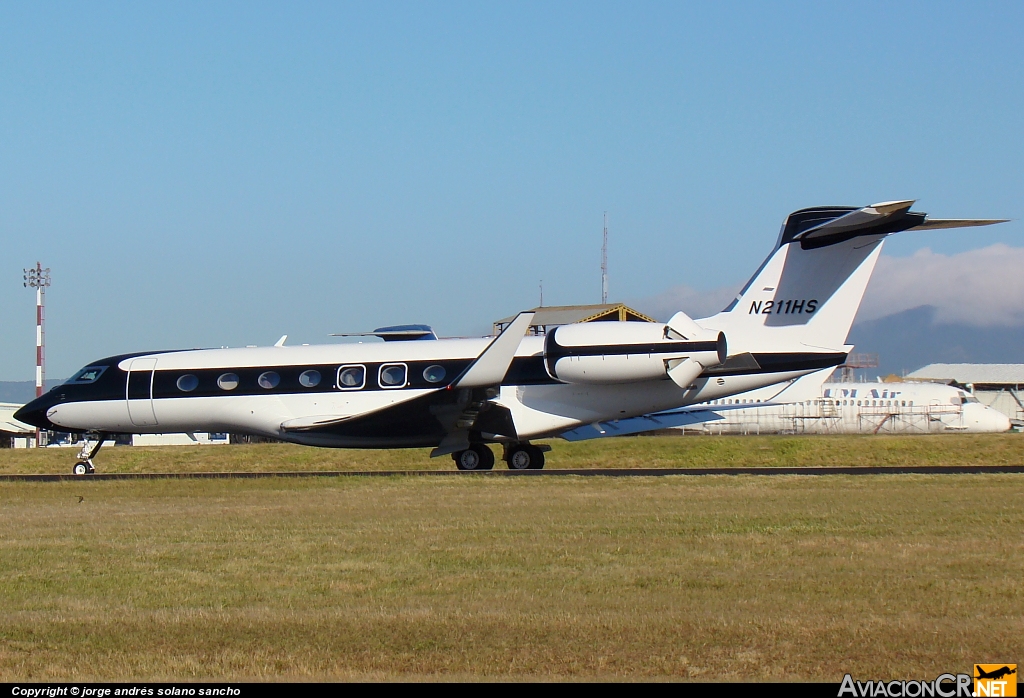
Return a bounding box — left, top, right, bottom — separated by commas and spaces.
667, 369, 1011, 435
16, 200, 1006, 474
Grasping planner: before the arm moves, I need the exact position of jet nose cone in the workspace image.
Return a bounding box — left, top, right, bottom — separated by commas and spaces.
14, 396, 57, 431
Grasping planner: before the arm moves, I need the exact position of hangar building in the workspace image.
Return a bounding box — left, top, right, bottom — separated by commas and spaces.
1, 402, 35, 447
493, 303, 656, 336
906, 363, 1024, 428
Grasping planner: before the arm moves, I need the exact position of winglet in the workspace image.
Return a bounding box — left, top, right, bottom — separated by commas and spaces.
454, 312, 534, 388
275, 335, 288, 347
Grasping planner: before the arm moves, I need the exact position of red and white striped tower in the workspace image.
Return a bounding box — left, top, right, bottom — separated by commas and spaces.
23, 262, 51, 447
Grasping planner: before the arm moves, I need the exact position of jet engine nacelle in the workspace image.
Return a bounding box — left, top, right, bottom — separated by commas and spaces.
543, 315, 726, 386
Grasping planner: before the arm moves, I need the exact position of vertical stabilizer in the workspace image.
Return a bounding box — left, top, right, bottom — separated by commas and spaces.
696, 201, 1004, 355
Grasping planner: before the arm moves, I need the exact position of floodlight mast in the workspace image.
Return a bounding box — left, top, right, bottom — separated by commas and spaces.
23, 263, 51, 447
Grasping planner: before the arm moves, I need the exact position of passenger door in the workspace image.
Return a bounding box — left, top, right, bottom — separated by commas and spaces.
127, 358, 158, 427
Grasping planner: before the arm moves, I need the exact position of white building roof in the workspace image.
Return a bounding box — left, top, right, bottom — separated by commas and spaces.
0, 402, 34, 435
906, 363, 1024, 387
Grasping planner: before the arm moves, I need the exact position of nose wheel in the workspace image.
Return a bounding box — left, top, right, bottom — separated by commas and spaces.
72, 434, 104, 475
73, 461, 96, 475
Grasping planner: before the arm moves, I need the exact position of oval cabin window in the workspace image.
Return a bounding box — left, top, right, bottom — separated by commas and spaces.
177, 374, 199, 392
217, 373, 239, 391
338, 366, 365, 389
423, 365, 446, 383
258, 371, 280, 389
299, 370, 321, 388
379, 364, 406, 388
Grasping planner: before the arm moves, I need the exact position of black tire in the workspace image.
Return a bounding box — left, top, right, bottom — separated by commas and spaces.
453, 449, 479, 470
454, 445, 494, 471
525, 445, 545, 470
73, 462, 90, 476
471, 443, 494, 470
506, 446, 532, 470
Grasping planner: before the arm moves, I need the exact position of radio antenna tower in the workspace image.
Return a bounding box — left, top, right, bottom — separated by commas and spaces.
601, 212, 608, 303
23, 262, 51, 447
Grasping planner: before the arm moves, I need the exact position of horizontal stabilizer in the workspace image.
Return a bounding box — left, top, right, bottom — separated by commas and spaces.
331, 324, 438, 341
907, 218, 1009, 231
778, 201, 1007, 251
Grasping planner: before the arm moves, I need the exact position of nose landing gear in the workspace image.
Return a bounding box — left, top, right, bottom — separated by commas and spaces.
72, 434, 104, 475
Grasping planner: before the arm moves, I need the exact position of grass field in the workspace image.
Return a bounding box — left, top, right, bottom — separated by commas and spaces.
1, 437, 1022, 681
1, 433, 1023, 475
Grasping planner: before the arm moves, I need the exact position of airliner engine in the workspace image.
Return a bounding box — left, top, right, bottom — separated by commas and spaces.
543, 312, 726, 387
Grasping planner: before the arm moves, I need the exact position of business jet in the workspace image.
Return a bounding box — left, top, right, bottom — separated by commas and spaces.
15, 200, 1005, 474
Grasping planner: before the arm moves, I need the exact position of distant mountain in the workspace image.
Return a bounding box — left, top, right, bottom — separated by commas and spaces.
0, 380, 65, 405
847, 306, 1024, 378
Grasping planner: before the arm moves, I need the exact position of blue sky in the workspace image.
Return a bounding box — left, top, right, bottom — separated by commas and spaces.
1, 2, 1022, 380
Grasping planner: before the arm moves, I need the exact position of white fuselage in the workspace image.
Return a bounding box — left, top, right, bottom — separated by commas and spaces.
38, 335, 823, 446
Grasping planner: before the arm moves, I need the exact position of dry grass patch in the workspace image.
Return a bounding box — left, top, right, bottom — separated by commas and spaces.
1, 474, 1022, 680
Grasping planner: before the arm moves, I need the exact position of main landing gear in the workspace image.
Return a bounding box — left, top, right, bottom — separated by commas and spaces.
72, 433, 104, 475
503, 443, 547, 470
451, 443, 549, 471
452, 443, 495, 471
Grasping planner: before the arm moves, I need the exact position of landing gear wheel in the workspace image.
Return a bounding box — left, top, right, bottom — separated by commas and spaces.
506, 446, 532, 470
453, 444, 495, 471
525, 445, 545, 470
73, 435, 104, 475
505, 444, 545, 470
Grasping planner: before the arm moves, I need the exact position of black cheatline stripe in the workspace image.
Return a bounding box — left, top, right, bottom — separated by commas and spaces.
4, 465, 1024, 481
554, 341, 719, 358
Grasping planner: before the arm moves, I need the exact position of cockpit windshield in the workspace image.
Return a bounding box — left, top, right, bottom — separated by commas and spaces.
67, 366, 107, 384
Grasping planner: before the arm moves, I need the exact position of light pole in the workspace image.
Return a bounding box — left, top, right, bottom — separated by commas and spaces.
23, 262, 51, 447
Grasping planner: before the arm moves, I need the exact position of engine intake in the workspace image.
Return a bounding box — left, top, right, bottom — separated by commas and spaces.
544, 319, 726, 385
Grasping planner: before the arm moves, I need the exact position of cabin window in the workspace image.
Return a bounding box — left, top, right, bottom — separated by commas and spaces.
258, 371, 280, 389
217, 373, 239, 391
337, 365, 365, 390
901, 401, 906, 406
379, 363, 407, 388
68, 366, 107, 384
299, 370, 321, 388
177, 374, 199, 392
423, 365, 446, 383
